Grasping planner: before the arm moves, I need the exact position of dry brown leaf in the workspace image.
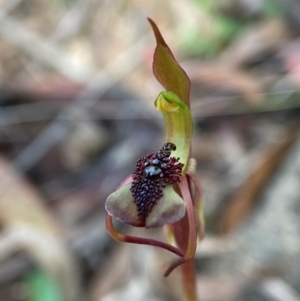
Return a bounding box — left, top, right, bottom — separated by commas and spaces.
220, 122, 300, 233
12, 75, 83, 101
0, 155, 79, 301
88, 242, 133, 301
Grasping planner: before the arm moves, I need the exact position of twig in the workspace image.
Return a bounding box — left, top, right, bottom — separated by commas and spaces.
50, 0, 94, 43
0, 15, 94, 82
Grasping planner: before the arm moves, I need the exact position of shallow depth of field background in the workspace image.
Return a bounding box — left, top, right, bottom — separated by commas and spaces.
0, 0, 300, 300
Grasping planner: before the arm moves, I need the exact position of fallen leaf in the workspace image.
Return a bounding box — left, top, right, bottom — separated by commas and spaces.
220, 122, 300, 233
0, 155, 79, 301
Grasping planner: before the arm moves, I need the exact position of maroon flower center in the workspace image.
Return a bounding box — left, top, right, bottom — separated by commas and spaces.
130, 143, 184, 221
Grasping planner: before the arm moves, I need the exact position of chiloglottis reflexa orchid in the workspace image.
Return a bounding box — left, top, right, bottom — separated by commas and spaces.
105, 19, 205, 279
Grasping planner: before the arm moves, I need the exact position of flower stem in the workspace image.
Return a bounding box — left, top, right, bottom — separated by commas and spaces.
165, 176, 199, 300
181, 259, 199, 301
179, 175, 199, 301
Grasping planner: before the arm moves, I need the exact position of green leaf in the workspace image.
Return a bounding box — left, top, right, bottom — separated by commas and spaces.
148, 18, 191, 107
51, 0, 75, 5
26, 270, 62, 301
263, 0, 283, 18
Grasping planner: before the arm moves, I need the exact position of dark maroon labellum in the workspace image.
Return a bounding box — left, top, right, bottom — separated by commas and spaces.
130, 142, 183, 222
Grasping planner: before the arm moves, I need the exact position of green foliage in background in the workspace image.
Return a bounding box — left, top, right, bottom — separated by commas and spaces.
52, 0, 75, 5
178, 0, 283, 58
263, 0, 283, 18
25, 270, 62, 301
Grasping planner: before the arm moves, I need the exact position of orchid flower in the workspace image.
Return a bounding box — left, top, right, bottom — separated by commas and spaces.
105, 19, 204, 301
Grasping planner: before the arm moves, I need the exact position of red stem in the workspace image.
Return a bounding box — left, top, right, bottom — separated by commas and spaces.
187, 173, 205, 241
164, 175, 197, 276
106, 213, 184, 257
181, 259, 198, 301
164, 175, 199, 301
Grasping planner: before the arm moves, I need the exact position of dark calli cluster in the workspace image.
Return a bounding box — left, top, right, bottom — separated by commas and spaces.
130, 143, 184, 221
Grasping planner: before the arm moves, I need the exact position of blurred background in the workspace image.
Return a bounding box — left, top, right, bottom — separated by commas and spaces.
0, 0, 300, 300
